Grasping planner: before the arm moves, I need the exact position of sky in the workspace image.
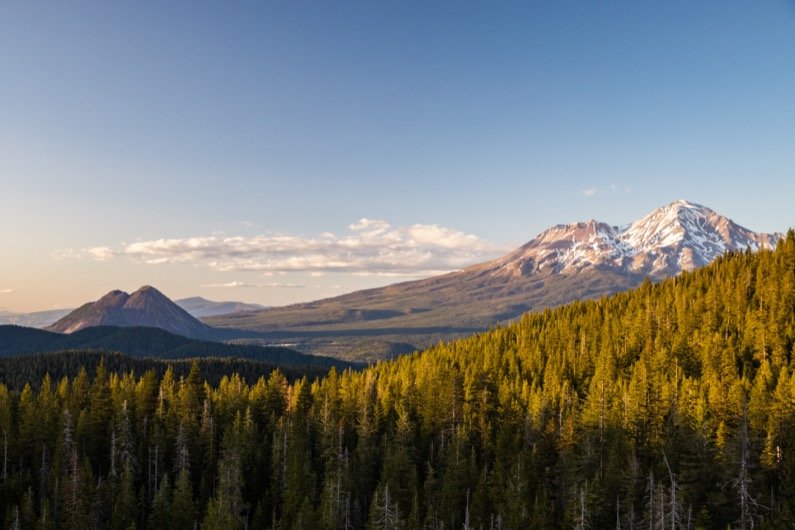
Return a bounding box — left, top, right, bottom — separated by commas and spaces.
1, 2, 794, 312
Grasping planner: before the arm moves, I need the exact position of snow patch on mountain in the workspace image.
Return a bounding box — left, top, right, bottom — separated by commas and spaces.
488, 200, 781, 279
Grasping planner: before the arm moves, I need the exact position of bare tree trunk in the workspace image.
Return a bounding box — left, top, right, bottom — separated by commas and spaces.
737, 402, 755, 530
663, 454, 678, 530
463, 489, 472, 530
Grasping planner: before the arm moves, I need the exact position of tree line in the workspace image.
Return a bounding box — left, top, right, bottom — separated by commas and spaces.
0, 350, 328, 392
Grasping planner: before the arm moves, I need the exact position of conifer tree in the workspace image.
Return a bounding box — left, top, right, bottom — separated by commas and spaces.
148, 474, 172, 529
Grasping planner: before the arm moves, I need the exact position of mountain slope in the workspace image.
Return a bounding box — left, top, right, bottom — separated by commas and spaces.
175, 297, 267, 318
48, 286, 223, 340
207, 201, 780, 359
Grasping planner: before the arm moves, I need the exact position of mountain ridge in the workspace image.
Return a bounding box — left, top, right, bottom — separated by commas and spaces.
175, 296, 267, 318
479, 200, 779, 279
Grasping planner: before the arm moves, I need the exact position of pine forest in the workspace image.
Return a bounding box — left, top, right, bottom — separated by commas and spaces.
1, 231, 794, 530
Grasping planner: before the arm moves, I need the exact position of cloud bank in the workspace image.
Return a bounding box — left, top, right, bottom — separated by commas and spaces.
74, 219, 506, 276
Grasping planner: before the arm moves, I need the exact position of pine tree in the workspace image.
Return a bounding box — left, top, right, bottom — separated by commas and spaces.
172, 468, 196, 530
149, 474, 172, 529
202, 446, 245, 530
111, 464, 136, 530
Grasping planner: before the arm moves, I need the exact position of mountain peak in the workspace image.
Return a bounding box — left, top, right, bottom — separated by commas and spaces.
668, 198, 704, 209
535, 219, 614, 242
48, 285, 217, 339
642, 199, 712, 223
95, 289, 130, 309
621, 200, 718, 251
490, 200, 780, 279
129, 285, 169, 301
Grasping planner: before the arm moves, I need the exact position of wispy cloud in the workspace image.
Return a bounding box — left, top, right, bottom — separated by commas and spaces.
201, 281, 254, 288
0, 289, 13, 294
581, 187, 597, 198
67, 219, 506, 275
201, 281, 304, 288
51, 249, 83, 261
87, 246, 115, 261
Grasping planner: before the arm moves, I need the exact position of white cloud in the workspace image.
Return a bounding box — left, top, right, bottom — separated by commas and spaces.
50, 248, 83, 261
201, 281, 255, 288
71, 219, 506, 275
581, 188, 597, 198
0, 289, 13, 294
201, 281, 304, 288
352, 270, 452, 278
86, 246, 116, 261
52, 247, 117, 261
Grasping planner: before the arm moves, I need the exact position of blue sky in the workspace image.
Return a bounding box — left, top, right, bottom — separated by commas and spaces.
1, 2, 794, 311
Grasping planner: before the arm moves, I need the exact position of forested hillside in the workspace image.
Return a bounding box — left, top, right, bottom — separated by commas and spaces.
0, 325, 351, 371
0, 351, 334, 391
0, 231, 793, 529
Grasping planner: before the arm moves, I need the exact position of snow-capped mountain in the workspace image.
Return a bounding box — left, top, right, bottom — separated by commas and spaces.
490, 200, 780, 279
188, 200, 787, 359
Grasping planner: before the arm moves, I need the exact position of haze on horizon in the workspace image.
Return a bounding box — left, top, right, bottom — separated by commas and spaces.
1, 2, 794, 312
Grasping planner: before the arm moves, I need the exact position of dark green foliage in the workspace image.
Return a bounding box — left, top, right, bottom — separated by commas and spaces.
0, 351, 345, 391
0, 231, 794, 528
0, 325, 354, 371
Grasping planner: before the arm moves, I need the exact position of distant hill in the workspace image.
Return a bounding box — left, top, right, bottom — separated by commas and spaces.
47, 285, 253, 341
207, 200, 781, 360
175, 296, 267, 318
0, 324, 354, 371
0, 308, 72, 328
